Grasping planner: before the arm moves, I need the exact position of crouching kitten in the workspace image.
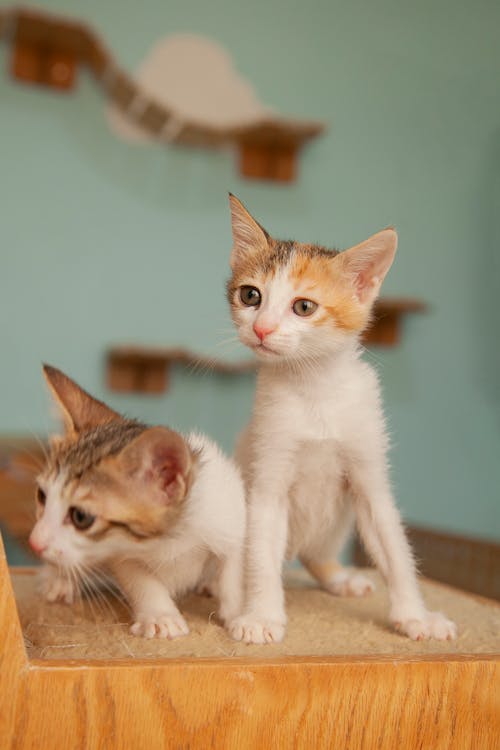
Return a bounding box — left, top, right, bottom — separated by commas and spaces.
29, 365, 245, 639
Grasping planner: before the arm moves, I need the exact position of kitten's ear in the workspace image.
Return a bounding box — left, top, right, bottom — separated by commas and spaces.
228, 193, 269, 269
339, 228, 398, 305
118, 427, 193, 506
43, 365, 120, 435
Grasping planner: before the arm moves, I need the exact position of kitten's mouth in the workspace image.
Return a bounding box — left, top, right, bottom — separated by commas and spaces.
254, 342, 280, 356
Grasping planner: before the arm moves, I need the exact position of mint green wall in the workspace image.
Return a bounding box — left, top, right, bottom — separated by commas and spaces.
1, 0, 499, 540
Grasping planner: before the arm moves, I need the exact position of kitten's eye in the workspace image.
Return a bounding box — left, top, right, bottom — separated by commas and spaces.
293, 299, 318, 317
239, 286, 261, 307
36, 487, 46, 506
69, 506, 95, 531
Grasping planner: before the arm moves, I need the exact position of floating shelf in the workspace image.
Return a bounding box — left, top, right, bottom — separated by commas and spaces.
366, 297, 427, 346
106, 298, 427, 394
106, 346, 256, 395
0, 6, 324, 181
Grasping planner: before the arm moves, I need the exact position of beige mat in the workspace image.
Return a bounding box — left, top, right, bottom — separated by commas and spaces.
11, 568, 500, 660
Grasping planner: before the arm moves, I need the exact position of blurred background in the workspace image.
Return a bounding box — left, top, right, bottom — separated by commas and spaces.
1, 0, 499, 585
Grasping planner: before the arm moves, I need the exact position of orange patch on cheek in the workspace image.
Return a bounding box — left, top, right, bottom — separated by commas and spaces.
290, 266, 364, 332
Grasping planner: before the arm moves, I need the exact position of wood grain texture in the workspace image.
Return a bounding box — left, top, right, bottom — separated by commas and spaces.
9, 657, 500, 750
0, 535, 28, 745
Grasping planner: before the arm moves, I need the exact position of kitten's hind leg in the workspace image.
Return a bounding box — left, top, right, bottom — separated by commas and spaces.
302, 559, 375, 597
300, 506, 375, 597
349, 458, 456, 641
217, 546, 244, 627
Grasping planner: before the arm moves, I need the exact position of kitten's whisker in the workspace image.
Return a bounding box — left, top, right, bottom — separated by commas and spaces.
215, 336, 241, 348
186, 355, 217, 378
359, 342, 384, 367
82, 565, 131, 614
28, 430, 49, 462
78, 563, 126, 619
76, 564, 111, 623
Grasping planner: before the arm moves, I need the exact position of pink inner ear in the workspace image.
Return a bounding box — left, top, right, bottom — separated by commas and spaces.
355, 270, 373, 302
159, 461, 180, 494
153, 454, 187, 503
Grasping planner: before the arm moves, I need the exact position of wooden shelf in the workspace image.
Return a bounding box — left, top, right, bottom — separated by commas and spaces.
0, 6, 324, 182
106, 298, 427, 394
106, 346, 256, 394
364, 296, 427, 346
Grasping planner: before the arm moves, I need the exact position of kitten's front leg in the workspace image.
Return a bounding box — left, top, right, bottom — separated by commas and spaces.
349, 459, 457, 641
229, 488, 290, 645
111, 560, 189, 639
39, 563, 79, 604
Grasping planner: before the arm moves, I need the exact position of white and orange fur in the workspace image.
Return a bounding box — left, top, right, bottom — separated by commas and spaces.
226, 194, 457, 644
30, 365, 245, 639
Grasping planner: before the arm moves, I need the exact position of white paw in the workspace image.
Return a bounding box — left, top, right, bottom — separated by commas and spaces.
392, 610, 457, 641
39, 569, 78, 604
228, 615, 285, 644
326, 570, 375, 597
130, 612, 189, 639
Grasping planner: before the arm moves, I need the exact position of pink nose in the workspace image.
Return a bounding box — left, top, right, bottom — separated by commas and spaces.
28, 535, 47, 556
253, 322, 276, 341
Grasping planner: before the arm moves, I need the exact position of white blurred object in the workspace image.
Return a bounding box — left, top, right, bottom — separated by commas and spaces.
107, 33, 274, 144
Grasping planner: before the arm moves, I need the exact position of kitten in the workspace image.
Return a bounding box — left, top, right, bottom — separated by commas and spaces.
29, 365, 245, 639
226, 194, 457, 644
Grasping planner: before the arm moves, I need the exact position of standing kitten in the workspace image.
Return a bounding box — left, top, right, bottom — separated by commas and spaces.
226, 195, 457, 644
29, 365, 245, 638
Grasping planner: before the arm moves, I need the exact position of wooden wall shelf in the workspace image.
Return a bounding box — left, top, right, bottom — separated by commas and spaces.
107, 346, 256, 395
106, 298, 426, 394
366, 297, 427, 346
0, 6, 324, 181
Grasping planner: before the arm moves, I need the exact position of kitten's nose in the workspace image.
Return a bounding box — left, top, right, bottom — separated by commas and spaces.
28, 535, 47, 556
253, 322, 276, 341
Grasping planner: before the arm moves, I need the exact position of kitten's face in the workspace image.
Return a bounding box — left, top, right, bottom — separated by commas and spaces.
29, 367, 193, 572
227, 196, 397, 364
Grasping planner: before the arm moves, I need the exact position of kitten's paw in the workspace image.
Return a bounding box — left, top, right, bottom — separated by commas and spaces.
39, 569, 77, 604
325, 570, 375, 597
228, 615, 285, 644
130, 613, 189, 639
392, 610, 457, 641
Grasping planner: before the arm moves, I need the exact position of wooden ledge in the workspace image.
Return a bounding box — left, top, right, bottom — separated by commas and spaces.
366, 297, 427, 346
106, 346, 255, 394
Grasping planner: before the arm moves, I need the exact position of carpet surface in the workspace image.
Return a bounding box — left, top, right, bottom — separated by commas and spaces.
11, 568, 500, 660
